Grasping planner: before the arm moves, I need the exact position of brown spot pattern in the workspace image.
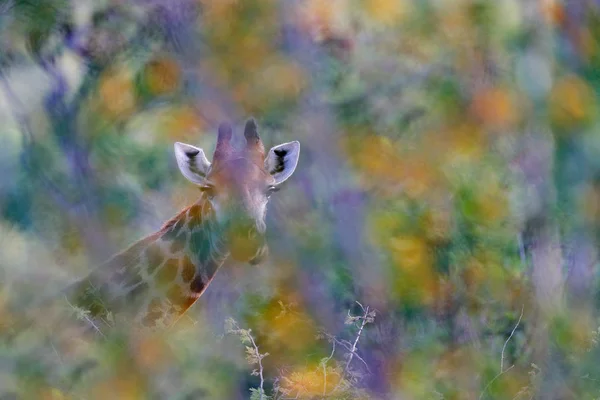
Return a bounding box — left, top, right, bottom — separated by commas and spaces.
181, 256, 195, 282
142, 299, 163, 327
156, 258, 179, 288
145, 244, 164, 275
169, 236, 185, 254
187, 204, 203, 227
167, 286, 196, 313
190, 276, 205, 294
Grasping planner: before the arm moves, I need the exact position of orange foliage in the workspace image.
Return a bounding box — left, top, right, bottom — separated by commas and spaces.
349, 135, 398, 177
541, 0, 566, 26
199, 0, 308, 112
363, 0, 408, 25
259, 58, 306, 99
400, 155, 440, 199
438, 3, 474, 45
422, 204, 454, 242
143, 57, 181, 96
434, 347, 479, 383
471, 87, 519, 129
132, 333, 173, 371
38, 388, 71, 400
236, 34, 273, 71
565, 311, 596, 354
468, 250, 515, 304
91, 376, 145, 400
160, 106, 204, 140
392, 349, 439, 397
435, 347, 527, 398
0, 293, 14, 333
389, 235, 437, 305
245, 289, 319, 370
389, 236, 431, 272
280, 365, 341, 398
577, 28, 597, 63
473, 181, 509, 228
232, 57, 306, 112
98, 68, 136, 120
200, 0, 277, 78
549, 75, 596, 130
297, 0, 351, 42
461, 257, 486, 294
442, 123, 485, 167
344, 135, 441, 198
260, 295, 317, 354
582, 184, 600, 224
199, 0, 242, 21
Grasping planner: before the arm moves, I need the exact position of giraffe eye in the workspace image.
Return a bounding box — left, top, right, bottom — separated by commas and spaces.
200, 184, 215, 198
266, 186, 279, 197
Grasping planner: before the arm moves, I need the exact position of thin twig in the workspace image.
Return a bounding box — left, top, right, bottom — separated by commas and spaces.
322, 339, 336, 395
479, 365, 515, 400
63, 296, 105, 338
480, 304, 525, 399
324, 333, 371, 372
501, 305, 524, 373
247, 330, 265, 400
355, 301, 366, 313
50, 340, 65, 367
345, 304, 369, 373
333, 303, 371, 392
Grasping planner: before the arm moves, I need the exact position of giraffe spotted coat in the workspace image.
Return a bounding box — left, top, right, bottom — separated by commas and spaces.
63, 119, 300, 330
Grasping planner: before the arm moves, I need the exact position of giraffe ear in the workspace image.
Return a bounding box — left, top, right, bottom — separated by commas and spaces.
174, 142, 211, 184
264, 141, 300, 185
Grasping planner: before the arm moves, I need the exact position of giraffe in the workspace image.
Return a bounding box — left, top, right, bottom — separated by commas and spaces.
63, 118, 300, 330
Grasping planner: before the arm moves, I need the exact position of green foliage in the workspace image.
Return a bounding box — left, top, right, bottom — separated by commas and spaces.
0, 0, 600, 398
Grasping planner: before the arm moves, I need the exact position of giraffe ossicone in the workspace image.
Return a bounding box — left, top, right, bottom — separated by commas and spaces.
65, 118, 300, 329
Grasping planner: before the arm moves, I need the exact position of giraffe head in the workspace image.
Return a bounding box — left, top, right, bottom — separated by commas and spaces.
173, 118, 300, 264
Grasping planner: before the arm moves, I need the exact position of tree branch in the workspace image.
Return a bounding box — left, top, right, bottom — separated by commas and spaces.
322, 338, 336, 396
501, 305, 524, 373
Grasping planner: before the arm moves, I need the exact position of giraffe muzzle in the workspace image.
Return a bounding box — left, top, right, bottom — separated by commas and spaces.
248, 244, 268, 265
227, 223, 266, 262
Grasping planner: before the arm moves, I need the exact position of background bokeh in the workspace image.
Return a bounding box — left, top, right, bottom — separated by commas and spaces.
1, 0, 600, 399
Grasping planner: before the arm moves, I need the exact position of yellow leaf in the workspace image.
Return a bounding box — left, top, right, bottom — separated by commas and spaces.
389, 236, 430, 272
91, 376, 146, 400
471, 87, 519, 129
389, 236, 437, 305
98, 68, 136, 120
298, 0, 351, 42
143, 57, 181, 96
133, 332, 173, 370
39, 388, 71, 400
281, 365, 341, 398
160, 106, 204, 140
541, 0, 565, 25
363, 0, 408, 25
549, 75, 596, 130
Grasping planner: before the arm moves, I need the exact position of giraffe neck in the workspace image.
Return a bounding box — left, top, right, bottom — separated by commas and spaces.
67, 193, 231, 329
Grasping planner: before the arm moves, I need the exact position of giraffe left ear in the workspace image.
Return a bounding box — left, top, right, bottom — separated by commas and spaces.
265, 141, 300, 185
174, 142, 211, 184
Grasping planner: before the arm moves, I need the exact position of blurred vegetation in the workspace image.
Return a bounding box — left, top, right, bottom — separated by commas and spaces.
1, 0, 600, 399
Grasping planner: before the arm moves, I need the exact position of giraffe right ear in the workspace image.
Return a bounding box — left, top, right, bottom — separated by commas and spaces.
174, 142, 211, 184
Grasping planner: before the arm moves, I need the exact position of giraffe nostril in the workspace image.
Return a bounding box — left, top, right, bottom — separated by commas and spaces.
249, 245, 268, 265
